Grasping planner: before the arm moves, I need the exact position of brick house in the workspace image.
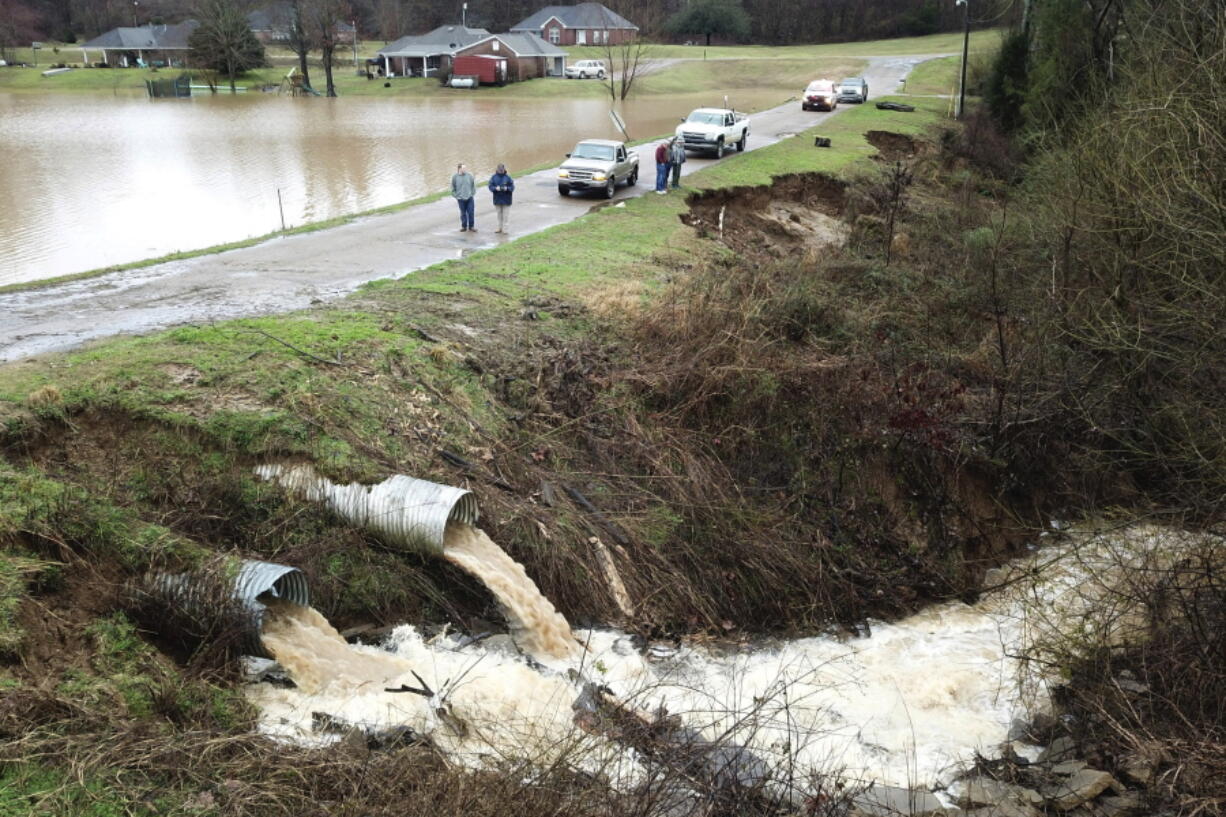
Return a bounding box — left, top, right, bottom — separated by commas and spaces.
453, 32, 568, 80
510, 2, 638, 47
375, 24, 490, 78
247, 6, 354, 44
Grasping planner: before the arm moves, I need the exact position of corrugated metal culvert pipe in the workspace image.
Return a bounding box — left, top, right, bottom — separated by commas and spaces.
143, 558, 310, 657
254, 463, 480, 556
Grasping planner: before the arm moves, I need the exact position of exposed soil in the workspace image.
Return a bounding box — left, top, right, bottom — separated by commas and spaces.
8, 568, 120, 684
681, 172, 849, 259
866, 130, 920, 162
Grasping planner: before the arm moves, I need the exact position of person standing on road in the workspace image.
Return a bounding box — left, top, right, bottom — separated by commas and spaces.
488, 163, 515, 234
669, 136, 686, 189
654, 141, 670, 194
451, 163, 477, 232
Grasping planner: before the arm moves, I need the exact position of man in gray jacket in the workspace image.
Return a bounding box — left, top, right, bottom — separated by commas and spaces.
669, 137, 686, 189
451, 163, 477, 232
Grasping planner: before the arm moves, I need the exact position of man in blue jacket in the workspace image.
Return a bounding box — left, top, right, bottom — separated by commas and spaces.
488, 164, 515, 234
451, 163, 477, 232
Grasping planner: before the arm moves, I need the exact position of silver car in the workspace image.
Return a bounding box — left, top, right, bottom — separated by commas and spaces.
837, 77, 869, 103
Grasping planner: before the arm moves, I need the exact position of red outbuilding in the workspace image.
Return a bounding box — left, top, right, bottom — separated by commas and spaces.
451, 54, 508, 85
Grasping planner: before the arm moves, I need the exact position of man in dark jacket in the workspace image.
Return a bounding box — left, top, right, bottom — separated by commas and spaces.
488, 164, 515, 234
655, 141, 670, 194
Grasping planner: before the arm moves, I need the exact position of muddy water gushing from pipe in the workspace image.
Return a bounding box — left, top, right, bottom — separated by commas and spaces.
260, 602, 413, 694
254, 466, 580, 658
442, 523, 581, 661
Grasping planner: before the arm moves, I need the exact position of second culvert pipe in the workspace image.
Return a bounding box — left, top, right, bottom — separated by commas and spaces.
255, 464, 479, 556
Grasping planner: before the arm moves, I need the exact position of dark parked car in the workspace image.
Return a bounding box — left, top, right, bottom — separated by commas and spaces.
838, 77, 869, 103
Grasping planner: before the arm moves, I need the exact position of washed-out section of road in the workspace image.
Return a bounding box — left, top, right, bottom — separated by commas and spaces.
0, 56, 928, 363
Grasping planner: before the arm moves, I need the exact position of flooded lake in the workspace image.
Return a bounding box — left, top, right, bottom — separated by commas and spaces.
0, 88, 779, 286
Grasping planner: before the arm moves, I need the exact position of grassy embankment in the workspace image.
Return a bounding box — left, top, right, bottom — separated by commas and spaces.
900, 53, 961, 95
0, 94, 954, 631
566, 28, 1003, 60
0, 94, 970, 812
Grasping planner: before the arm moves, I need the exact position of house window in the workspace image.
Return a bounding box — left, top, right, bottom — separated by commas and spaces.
548, 27, 559, 44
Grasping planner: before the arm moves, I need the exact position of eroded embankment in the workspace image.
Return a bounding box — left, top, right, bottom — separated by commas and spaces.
0, 125, 1135, 815
0, 157, 1050, 669
865, 129, 920, 162
681, 172, 850, 259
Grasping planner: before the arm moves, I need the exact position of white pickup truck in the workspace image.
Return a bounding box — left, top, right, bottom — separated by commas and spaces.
675, 108, 749, 158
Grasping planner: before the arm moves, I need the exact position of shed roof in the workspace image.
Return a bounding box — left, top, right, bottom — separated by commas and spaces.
377, 25, 490, 58
511, 3, 638, 32
80, 21, 199, 51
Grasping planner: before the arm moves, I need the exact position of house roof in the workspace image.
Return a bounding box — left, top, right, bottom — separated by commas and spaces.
510, 3, 638, 32
247, 6, 354, 33
377, 25, 490, 58
246, 7, 285, 31
80, 21, 198, 51
456, 32, 568, 58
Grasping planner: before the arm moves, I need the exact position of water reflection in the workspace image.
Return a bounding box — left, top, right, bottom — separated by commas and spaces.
0, 89, 777, 285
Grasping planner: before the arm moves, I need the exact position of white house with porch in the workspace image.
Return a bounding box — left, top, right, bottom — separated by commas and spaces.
79, 21, 198, 68
374, 25, 489, 78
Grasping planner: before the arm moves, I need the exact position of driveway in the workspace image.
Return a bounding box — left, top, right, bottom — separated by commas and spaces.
0, 56, 931, 363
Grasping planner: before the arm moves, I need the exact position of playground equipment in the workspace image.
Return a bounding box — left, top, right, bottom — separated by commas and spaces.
278, 67, 322, 97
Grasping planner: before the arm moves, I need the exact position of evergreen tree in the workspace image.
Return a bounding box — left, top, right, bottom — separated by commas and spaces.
664, 0, 750, 47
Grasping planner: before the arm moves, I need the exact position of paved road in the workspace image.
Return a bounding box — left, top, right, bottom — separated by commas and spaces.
0, 55, 932, 363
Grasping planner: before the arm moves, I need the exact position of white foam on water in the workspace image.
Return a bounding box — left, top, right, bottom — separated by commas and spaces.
247, 524, 1205, 789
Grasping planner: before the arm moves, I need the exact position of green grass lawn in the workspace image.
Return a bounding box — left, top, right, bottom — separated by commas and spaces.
0, 57, 858, 99
901, 55, 961, 96
1, 42, 68, 65
0, 28, 1002, 96
567, 28, 1003, 61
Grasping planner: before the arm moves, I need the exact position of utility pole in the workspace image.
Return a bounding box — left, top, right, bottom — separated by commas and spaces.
956, 0, 970, 119
352, 19, 357, 66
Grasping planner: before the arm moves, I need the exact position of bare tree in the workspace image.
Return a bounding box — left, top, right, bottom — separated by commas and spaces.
304, 0, 348, 96
599, 33, 654, 102
0, 0, 43, 63
597, 6, 656, 103
287, 0, 314, 90
372, 0, 407, 40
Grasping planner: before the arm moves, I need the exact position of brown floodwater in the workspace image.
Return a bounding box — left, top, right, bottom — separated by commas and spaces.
0, 88, 783, 286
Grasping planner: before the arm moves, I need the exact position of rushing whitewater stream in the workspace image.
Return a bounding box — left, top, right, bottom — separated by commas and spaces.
247, 520, 1195, 796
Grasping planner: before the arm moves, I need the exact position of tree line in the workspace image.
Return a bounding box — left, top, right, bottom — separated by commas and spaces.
5, 0, 1010, 53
